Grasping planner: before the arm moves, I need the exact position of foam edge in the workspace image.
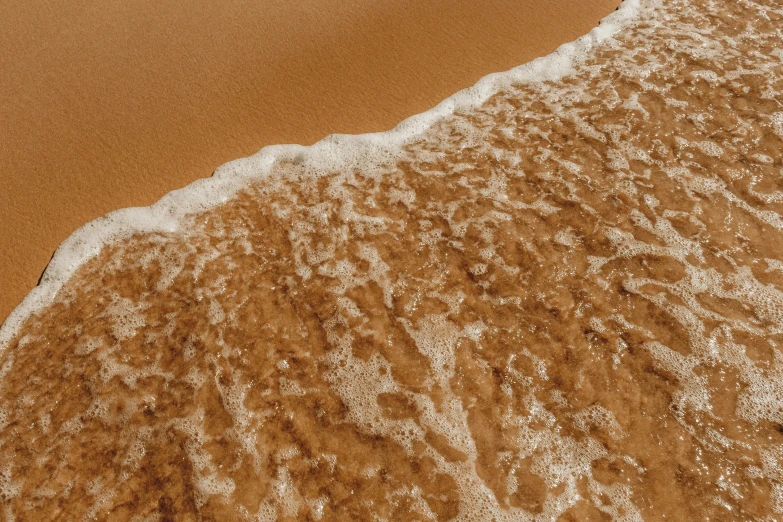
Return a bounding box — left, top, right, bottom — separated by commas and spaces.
0, 0, 643, 352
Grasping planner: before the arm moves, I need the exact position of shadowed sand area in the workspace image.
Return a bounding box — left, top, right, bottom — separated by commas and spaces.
0, 0, 620, 322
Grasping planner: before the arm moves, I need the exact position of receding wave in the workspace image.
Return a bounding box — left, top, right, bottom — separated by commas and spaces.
2, 0, 783, 519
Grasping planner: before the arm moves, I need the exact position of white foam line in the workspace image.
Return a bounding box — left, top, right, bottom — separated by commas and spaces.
0, 0, 644, 351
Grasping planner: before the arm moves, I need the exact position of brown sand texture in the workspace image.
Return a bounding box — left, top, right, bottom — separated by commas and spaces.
3, 0, 783, 519
0, 0, 620, 323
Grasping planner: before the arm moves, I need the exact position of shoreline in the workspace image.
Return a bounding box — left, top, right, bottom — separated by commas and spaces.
0, 0, 622, 324
0, 0, 635, 349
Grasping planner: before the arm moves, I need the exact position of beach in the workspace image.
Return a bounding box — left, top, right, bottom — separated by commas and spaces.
0, 0, 619, 323
3, 0, 783, 519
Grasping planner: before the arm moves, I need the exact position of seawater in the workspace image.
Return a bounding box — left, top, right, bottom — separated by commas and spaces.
2, 0, 783, 519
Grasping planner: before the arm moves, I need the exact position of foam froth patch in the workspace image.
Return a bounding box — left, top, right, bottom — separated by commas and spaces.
3, 0, 783, 519
0, 0, 641, 352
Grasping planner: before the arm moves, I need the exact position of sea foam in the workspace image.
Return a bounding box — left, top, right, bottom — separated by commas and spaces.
0, 0, 642, 351
6, 0, 783, 518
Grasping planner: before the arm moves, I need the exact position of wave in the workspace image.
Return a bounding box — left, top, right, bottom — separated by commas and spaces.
0, 0, 641, 351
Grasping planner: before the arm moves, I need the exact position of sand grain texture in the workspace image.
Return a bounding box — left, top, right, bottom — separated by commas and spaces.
0, 0, 619, 322
4, 0, 783, 520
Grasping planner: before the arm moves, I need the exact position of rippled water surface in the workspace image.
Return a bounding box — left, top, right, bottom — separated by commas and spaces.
2, 0, 783, 519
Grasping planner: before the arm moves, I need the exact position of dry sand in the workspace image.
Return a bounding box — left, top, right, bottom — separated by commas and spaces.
0, 0, 620, 323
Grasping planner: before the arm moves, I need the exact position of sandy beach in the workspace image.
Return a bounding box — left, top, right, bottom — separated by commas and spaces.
6, 0, 783, 519
0, 0, 619, 323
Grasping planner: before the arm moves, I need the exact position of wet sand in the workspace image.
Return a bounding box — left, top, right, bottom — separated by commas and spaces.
0, 0, 620, 323
2, 0, 783, 519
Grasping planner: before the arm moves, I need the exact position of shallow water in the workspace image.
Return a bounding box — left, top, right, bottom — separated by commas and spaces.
2, 0, 783, 519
